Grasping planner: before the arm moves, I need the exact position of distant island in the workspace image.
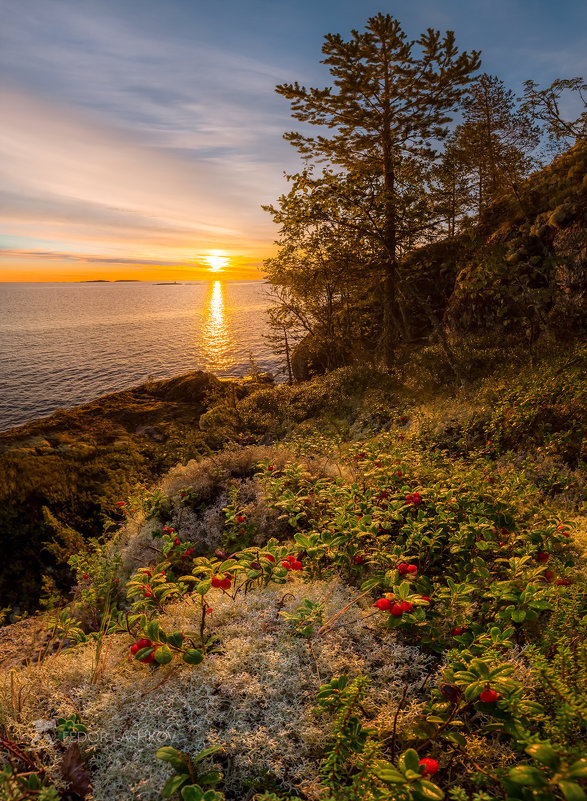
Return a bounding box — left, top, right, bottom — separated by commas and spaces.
155, 281, 181, 285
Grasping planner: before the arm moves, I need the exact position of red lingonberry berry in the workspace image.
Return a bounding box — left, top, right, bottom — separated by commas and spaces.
480, 687, 500, 703
400, 601, 413, 612
174, 538, 180, 545
286, 555, 296, 563
420, 596, 431, 603
130, 644, 140, 655
220, 577, 232, 590
405, 494, 413, 503
398, 563, 409, 574
263, 554, 275, 562
536, 552, 550, 562
116, 501, 125, 507
407, 564, 417, 574
291, 560, 303, 571
136, 638, 152, 649
556, 577, 574, 586
354, 555, 365, 565
451, 627, 465, 636
419, 758, 439, 777
211, 576, 223, 588
281, 561, 292, 570
374, 598, 392, 611
237, 515, 245, 523
396, 470, 402, 477
412, 492, 421, 505
390, 603, 404, 617
82, 574, 89, 580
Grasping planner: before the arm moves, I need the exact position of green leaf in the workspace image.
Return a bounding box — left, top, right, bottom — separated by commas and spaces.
197, 770, 223, 786
559, 780, 587, 801
183, 648, 204, 665
197, 580, 212, 596
181, 786, 204, 801
400, 748, 421, 774
525, 743, 560, 770
192, 745, 224, 765
373, 764, 406, 785
155, 645, 173, 665
417, 780, 445, 800
442, 731, 467, 747
511, 608, 527, 622
508, 766, 548, 787
167, 631, 184, 649
135, 646, 155, 661
156, 747, 190, 772
144, 621, 160, 641
162, 773, 189, 798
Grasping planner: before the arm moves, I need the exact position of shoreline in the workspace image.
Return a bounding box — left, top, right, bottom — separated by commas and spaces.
0, 369, 274, 445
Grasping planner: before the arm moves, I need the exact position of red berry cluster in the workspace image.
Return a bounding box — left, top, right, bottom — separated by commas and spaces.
419, 758, 439, 776
398, 562, 418, 575
281, 555, 303, 571
211, 574, 233, 590
374, 597, 413, 616
130, 638, 157, 663
405, 492, 422, 505
479, 685, 500, 703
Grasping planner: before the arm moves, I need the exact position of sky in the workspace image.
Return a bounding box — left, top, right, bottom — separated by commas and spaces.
1, 0, 585, 282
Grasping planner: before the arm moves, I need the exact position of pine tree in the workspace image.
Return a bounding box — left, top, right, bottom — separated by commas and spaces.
450, 74, 541, 216
275, 13, 480, 367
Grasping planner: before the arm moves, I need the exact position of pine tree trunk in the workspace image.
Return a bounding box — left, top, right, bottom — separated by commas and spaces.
381, 137, 397, 369
381, 266, 396, 368
283, 325, 293, 384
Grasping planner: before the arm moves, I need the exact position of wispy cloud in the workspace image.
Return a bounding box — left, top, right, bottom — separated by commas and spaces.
0, 86, 283, 263
0, 0, 297, 275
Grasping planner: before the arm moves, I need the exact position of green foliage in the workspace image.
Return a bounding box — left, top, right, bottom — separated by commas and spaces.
315, 676, 447, 800
156, 745, 224, 800
280, 598, 324, 637
69, 539, 122, 618
0, 764, 61, 801
56, 713, 87, 741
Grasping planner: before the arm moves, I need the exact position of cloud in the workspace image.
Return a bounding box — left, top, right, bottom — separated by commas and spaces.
0, 86, 284, 261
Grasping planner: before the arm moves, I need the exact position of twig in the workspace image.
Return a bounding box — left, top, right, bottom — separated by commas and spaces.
317, 589, 372, 636
308, 641, 322, 685
390, 682, 409, 762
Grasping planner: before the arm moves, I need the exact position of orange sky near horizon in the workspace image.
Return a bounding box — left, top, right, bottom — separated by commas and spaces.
0, 248, 274, 283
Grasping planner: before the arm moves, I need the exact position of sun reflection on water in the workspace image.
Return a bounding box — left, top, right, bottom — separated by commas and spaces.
201, 280, 232, 370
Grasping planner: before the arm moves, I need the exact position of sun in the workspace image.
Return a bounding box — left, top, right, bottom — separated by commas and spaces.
201, 252, 229, 273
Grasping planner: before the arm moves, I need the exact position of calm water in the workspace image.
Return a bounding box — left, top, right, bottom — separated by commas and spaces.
0, 280, 279, 432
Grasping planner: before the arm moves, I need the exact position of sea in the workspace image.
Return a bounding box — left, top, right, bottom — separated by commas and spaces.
0, 280, 280, 432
